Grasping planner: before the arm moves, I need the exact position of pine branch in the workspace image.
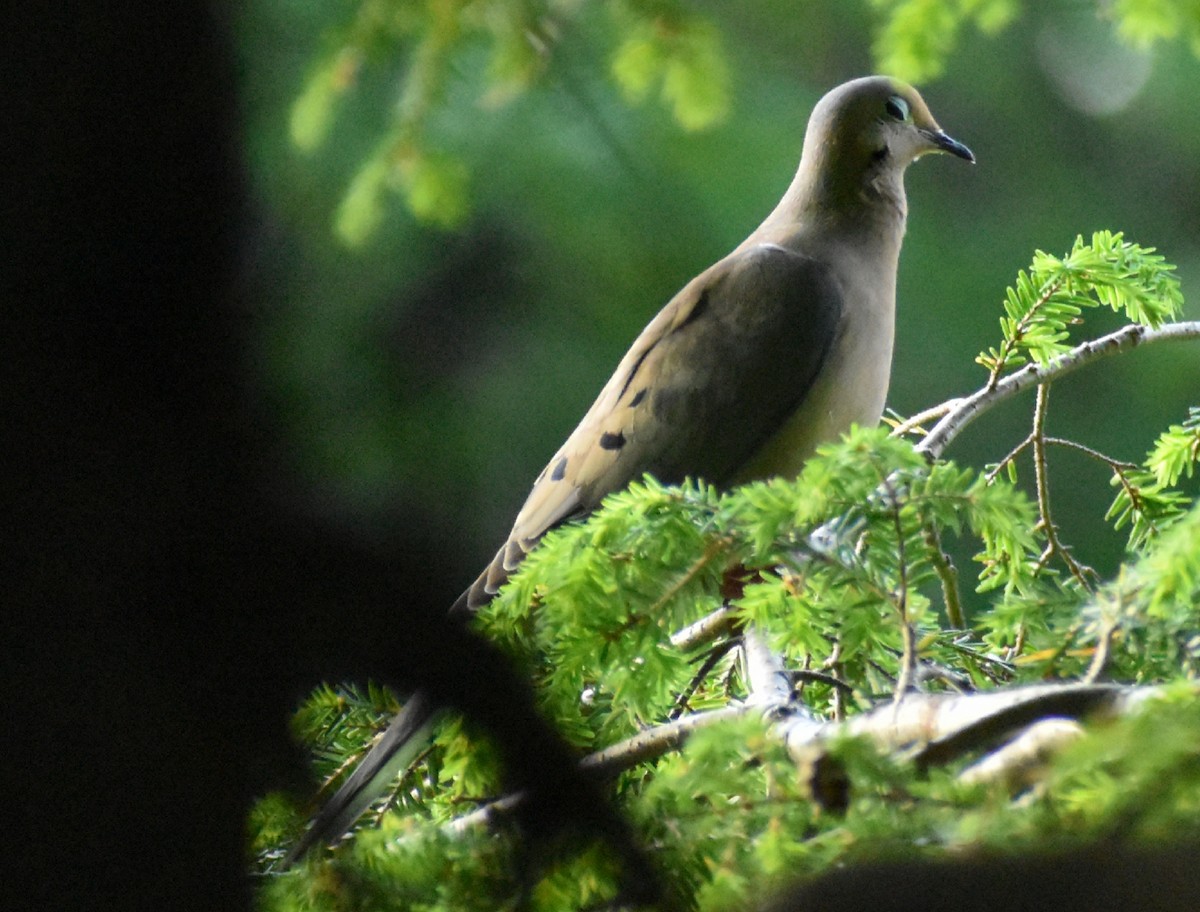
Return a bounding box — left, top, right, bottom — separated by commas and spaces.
444, 703, 756, 834
443, 683, 1172, 840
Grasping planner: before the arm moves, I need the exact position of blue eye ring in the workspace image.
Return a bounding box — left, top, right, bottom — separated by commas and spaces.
885, 96, 909, 121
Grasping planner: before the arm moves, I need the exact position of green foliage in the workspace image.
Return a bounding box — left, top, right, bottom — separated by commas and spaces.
253, 222, 1200, 907
482, 477, 729, 746
729, 432, 1038, 701
290, 0, 730, 238
1106, 407, 1199, 551
1111, 0, 1200, 54
869, 0, 1019, 83
609, 5, 730, 131
1087, 503, 1200, 680
976, 231, 1183, 380
869, 0, 1200, 84
283, 0, 1200, 237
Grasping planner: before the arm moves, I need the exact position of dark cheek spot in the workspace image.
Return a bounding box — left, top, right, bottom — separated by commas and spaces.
870, 145, 889, 163
550, 456, 568, 481
629, 388, 647, 408
599, 431, 626, 451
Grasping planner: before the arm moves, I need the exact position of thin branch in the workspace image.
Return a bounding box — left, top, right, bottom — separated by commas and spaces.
1044, 436, 1140, 472
1031, 383, 1095, 590
581, 705, 756, 778
985, 432, 1034, 483
889, 400, 961, 439
791, 669, 856, 696
1083, 615, 1119, 684
917, 321, 1200, 460
884, 476, 917, 702
670, 637, 738, 719
924, 521, 964, 629
670, 603, 738, 652
742, 627, 792, 708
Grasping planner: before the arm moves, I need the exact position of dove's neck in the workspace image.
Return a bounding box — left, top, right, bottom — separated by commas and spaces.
748, 156, 908, 263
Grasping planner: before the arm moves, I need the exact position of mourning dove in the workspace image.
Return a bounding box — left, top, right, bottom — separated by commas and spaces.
289, 75, 973, 862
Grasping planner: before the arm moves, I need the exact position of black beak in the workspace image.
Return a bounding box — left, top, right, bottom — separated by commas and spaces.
925, 129, 975, 163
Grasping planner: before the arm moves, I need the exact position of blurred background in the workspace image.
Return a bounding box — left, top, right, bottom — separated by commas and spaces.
237, 0, 1198, 613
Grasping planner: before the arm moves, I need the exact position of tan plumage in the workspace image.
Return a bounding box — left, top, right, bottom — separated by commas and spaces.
290, 75, 973, 862
453, 74, 973, 614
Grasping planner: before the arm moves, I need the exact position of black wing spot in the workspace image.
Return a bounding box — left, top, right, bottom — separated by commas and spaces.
550, 456, 568, 482
629, 388, 647, 407
677, 288, 709, 330
616, 345, 653, 401
599, 431, 626, 451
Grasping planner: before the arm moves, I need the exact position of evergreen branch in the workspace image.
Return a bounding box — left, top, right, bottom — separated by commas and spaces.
441, 684, 1171, 841
646, 536, 734, 618
580, 705, 756, 777
444, 704, 757, 834
983, 275, 1067, 391
975, 232, 1183, 385
918, 321, 1200, 460
1106, 407, 1199, 549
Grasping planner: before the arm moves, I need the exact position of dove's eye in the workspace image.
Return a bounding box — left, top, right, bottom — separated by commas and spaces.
885, 96, 909, 121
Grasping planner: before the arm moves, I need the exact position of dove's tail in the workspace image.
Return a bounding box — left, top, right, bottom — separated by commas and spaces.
282, 689, 439, 868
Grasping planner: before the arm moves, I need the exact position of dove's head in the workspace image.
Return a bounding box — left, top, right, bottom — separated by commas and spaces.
796, 76, 972, 221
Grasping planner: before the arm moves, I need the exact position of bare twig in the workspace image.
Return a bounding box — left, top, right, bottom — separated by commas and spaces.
883, 476, 917, 702
889, 400, 961, 439
1031, 384, 1095, 590
917, 321, 1200, 460
1043, 436, 1139, 471
670, 638, 738, 719
1083, 615, 1119, 684
985, 432, 1034, 483
791, 669, 856, 696
670, 603, 738, 652
923, 521, 964, 629
742, 627, 792, 708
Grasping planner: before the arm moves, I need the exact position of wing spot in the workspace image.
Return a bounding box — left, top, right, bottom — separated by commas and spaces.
550, 456, 568, 482
629, 388, 647, 407
677, 288, 709, 330
599, 431, 626, 451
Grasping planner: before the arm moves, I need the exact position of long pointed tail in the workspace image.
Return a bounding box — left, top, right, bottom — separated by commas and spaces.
283, 689, 439, 867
